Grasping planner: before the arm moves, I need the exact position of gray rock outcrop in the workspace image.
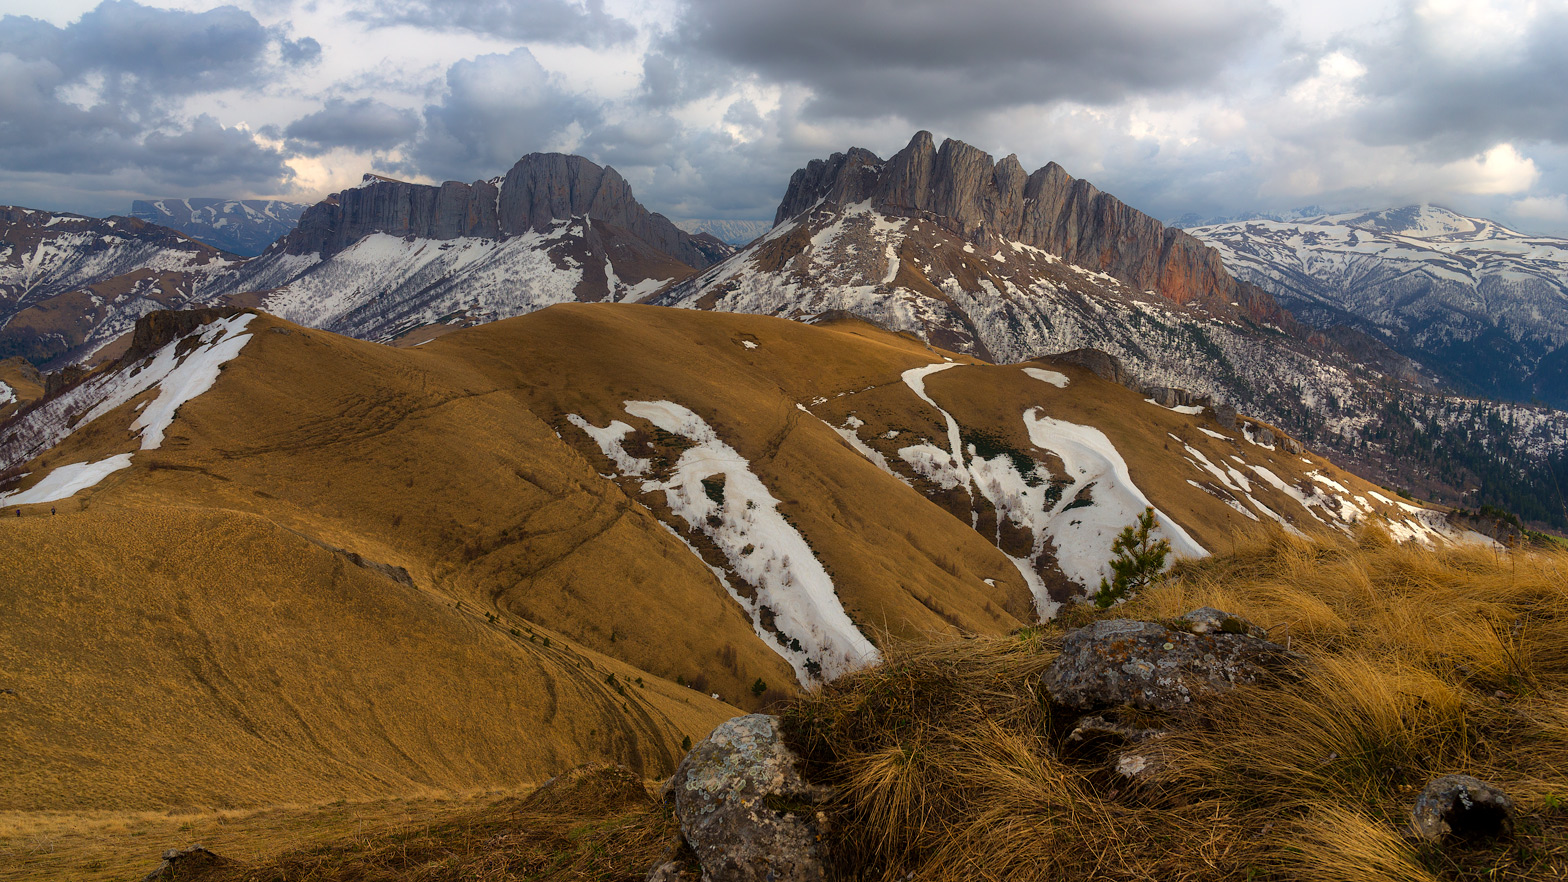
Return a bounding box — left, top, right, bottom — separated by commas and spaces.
1045, 348, 1133, 387
1042, 614, 1300, 713
279, 155, 730, 269
1411, 774, 1516, 844
772, 131, 1290, 322
661, 714, 829, 882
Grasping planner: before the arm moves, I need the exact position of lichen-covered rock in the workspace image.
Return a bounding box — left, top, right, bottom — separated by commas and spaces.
1412, 774, 1516, 844
140, 844, 230, 881
1175, 607, 1268, 639
663, 714, 830, 882
1042, 615, 1300, 713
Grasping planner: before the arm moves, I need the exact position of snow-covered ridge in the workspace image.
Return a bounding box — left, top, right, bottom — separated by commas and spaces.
570, 400, 879, 683
131, 198, 307, 257
0, 314, 257, 503
1188, 203, 1568, 406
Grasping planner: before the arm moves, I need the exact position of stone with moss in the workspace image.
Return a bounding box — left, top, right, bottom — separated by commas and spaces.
660, 714, 831, 882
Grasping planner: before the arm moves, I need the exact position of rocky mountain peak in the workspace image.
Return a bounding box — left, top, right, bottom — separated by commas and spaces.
279, 152, 729, 269
772, 133, 1286, 319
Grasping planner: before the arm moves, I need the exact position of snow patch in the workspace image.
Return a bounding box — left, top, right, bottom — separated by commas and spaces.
583, 401, 879, 681
1022, 367, 1069, 388
566, 414, 651, 476
0, 453, 132, 505
1024, 409, 1206, 587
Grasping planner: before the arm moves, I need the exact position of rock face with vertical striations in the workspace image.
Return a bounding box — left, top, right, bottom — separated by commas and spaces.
279, 155, 730, 270
773, 131, 1284, 322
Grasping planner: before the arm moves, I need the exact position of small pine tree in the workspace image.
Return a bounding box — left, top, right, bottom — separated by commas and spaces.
681, 735, 692, 751
750, 677, 768, 697
1094, 507, 1171, 608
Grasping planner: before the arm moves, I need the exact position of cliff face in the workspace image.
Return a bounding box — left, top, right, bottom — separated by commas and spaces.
281, 154, 730, 269
774, 132, 1283, 320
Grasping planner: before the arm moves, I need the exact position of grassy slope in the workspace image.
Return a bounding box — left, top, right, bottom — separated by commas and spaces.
0, 504, 733, 812
780, 531, 1568, 882
0, 303, 1482, 824
455, 304, 1042, 635
32, 533, 1565, 882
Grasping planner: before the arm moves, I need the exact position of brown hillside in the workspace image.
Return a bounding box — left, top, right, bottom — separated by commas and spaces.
0, 505, 733, 812
0, 303, 1482, 815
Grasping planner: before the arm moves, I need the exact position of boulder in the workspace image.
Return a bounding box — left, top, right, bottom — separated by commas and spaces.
1041, 614, 1300, 714
661, 714, 830, 882
1049, 348, 1132, 387
1213, 404, 1239, 429
1411, 774, 1516, 844
140, 844, 230, 882
1174, 607, 1268, 639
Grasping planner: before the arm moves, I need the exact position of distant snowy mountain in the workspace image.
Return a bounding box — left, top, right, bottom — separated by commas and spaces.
675, 219, 771, 245
1188, 204, 1568, 407
1167, 206, 1329, 228
131, 198, 307, 257
656, 136, 1568, 526
201, 156, 732, 343
0, 207, 235, 367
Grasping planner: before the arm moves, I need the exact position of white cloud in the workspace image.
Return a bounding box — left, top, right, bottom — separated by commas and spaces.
1440, 143, 1539, 195
1510, 193, 1568, 223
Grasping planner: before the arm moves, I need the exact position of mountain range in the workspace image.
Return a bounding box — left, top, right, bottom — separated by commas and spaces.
5, 123, 1566, 849
4, 135, 1567, 530
130, 198, 308, 257
1186, 205, 1568, 409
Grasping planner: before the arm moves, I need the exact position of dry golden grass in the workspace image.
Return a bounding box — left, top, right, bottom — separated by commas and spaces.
0, 767, 678, 882
0, 504, 735, 813
781, 528, 1568, 881
0, 790, 523, 882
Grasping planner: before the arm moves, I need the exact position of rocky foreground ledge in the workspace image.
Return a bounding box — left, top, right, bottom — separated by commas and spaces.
648, 609, 1520, 882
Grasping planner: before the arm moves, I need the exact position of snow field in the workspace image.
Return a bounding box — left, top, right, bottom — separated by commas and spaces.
572, 400, 879, 682
1022, 409, 1205, 588
0, 454, 132, 505
565, 415, 650, 475
0, 314, 257, 500
0, 381, 13, 406
129, 314, 258, 450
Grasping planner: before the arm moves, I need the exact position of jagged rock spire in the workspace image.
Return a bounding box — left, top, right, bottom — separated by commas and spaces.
772, 133, 1280, 317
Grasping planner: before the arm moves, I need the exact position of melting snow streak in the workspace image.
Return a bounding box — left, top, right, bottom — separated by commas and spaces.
572, 400, 879, 682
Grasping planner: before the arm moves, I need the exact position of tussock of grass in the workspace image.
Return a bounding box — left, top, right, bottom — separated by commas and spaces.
781, 527, 1568, 881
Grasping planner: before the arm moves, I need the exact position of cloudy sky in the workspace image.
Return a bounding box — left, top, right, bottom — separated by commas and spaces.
2, 0, 1566, 233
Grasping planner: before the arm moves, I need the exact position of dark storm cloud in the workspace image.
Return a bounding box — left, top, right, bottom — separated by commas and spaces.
658, 0, 1279, 118
408, 47, 601, 183
1349, 5, 1568, 157
285, 97, 420, 151
0, 0, 274, 96
0, 1, 303, 204
356, 0, 634, 47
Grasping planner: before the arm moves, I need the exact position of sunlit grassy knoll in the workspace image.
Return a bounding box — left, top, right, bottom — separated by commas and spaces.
0, 768, 679, 882
0, 503, 736, 813
777, 527, 1568, 881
